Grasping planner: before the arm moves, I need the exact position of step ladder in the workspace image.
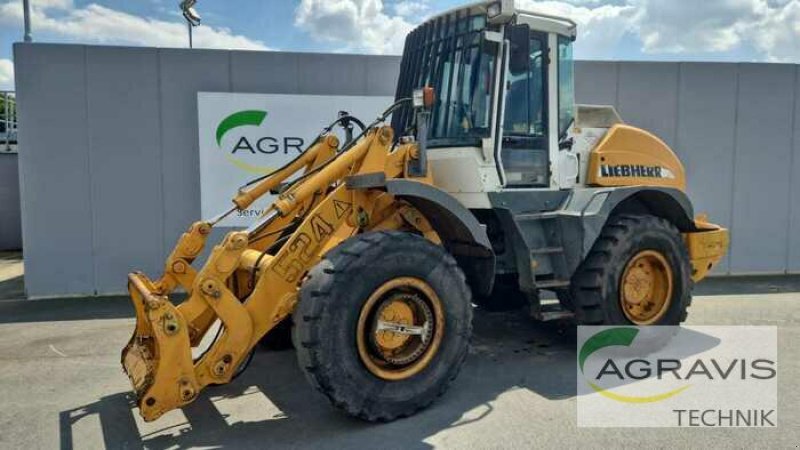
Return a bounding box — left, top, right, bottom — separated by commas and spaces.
531, 298, 574, 322
514, 212, 575, 321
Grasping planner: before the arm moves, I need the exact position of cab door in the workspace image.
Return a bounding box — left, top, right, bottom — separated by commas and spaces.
499, 25, 550, 187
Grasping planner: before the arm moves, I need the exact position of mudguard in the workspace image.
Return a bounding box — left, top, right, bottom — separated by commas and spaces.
488, 186, 705, 285
561, 186, 727, 282
562, 187, 697, 257
385, 180, 496, 296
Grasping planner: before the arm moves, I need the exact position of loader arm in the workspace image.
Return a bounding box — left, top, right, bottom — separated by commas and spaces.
122, 123, 441, 421
147, 134, 338, 347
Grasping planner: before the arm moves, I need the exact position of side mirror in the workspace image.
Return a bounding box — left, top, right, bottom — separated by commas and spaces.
508, 24, 530, 74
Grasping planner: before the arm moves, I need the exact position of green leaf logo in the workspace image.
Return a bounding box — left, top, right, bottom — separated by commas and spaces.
215, 110, 267, 147
215, 110, 275, 175
579, 327, 690, 403
579, 327, 639, 373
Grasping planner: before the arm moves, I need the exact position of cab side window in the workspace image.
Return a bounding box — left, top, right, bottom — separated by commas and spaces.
501, 32, 549, 187
503, 37, 546, 137
557, 36, 575, 137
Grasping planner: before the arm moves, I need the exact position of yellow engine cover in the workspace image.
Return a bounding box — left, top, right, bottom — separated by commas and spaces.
587, 124, 686, 191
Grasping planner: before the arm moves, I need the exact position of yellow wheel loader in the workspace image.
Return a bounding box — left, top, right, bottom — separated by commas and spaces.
121, 1, 729, 422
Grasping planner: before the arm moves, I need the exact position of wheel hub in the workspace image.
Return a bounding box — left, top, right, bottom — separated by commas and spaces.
373, 299, 416, 351
356, 277, 445, 381
623, 266, 654, 305
620, 250, 673, 325
371, 293, 434, 366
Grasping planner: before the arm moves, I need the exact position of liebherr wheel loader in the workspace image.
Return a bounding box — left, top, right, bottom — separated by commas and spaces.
122, 0, 729, 422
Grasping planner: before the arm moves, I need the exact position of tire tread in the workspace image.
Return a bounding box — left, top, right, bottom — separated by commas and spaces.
293, 231, 472, 422
570, 214, 693, 325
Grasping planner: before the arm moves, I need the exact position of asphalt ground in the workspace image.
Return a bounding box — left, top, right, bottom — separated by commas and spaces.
0, 275, 798, 449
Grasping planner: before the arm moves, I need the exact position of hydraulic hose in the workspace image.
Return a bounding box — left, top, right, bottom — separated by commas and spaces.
278, 98, 412, 190
246, 99, 413, 276
238, 114, 366, 190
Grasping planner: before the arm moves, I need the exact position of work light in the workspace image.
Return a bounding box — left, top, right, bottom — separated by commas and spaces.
487, 1, 502, 19
180, 0, 201, 26
412, 87, 435, 110
487, 0, 515, 24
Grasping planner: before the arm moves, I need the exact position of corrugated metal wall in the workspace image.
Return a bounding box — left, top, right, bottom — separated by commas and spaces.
14, 44, 401, 298
13, 43, 800, 298
575, 61, 800, 276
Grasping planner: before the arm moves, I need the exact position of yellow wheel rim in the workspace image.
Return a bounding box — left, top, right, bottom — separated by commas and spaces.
356, 277, 445, 381
620, 250, 673, 325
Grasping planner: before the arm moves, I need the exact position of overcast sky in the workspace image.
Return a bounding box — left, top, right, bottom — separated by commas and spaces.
1, 0, 799, 90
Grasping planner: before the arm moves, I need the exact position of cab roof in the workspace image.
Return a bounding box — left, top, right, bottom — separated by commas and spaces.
418, 1, 578, 39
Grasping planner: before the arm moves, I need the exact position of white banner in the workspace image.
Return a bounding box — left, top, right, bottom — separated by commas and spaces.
198, 92, 392, 227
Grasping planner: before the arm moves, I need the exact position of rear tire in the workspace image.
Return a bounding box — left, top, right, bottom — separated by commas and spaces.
570, 214, 692, 325
293, 231, 472, 422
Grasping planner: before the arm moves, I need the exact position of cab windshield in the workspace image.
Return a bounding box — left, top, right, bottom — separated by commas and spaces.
392, 13, 496, 148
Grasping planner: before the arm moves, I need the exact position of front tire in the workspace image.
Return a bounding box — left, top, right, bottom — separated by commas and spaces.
570, 214, 692, 325
293, 231, 472, 422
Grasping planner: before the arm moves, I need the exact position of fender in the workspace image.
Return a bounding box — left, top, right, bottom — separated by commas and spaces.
561, 186, 697, 261
385, 180, 496, 296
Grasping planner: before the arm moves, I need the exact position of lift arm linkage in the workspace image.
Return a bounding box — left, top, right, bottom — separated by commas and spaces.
123, 126, 435, 421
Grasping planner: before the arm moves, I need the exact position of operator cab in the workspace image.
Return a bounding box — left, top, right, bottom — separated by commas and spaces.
392, 0, 579, 207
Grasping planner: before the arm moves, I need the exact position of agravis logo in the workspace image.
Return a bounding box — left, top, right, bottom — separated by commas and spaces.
579, 327, 690, 404
215, 109, 306, 174
577, 326, 778, 428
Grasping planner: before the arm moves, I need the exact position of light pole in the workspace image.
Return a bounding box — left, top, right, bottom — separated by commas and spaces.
22, 0, 32, 42
179, 0, 201, 48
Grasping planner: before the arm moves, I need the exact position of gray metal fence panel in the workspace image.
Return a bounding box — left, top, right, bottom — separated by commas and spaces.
230, 51, 299, 93
85, 46, 164, 293
14, 44, 96, 296
616, 62, 680, 149
675, 63, 739, 274
790, 67, 800, 274
295, 53, 370, 96
575, 61, 618, 106
158, 49, 231, 258
13, 43, 800, 296
731, 64, 796, 274
366, 56, 401, 96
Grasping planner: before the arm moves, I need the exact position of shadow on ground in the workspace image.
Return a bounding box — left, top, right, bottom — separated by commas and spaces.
0, 275, 24, 300
0, 252, 21, 261
55, 305, 726, 450
58, 309, 577, 450
0, 293, 185, 324
49, 271, 780, 448
0, 251, 24, 301
0, 296, 135, 324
